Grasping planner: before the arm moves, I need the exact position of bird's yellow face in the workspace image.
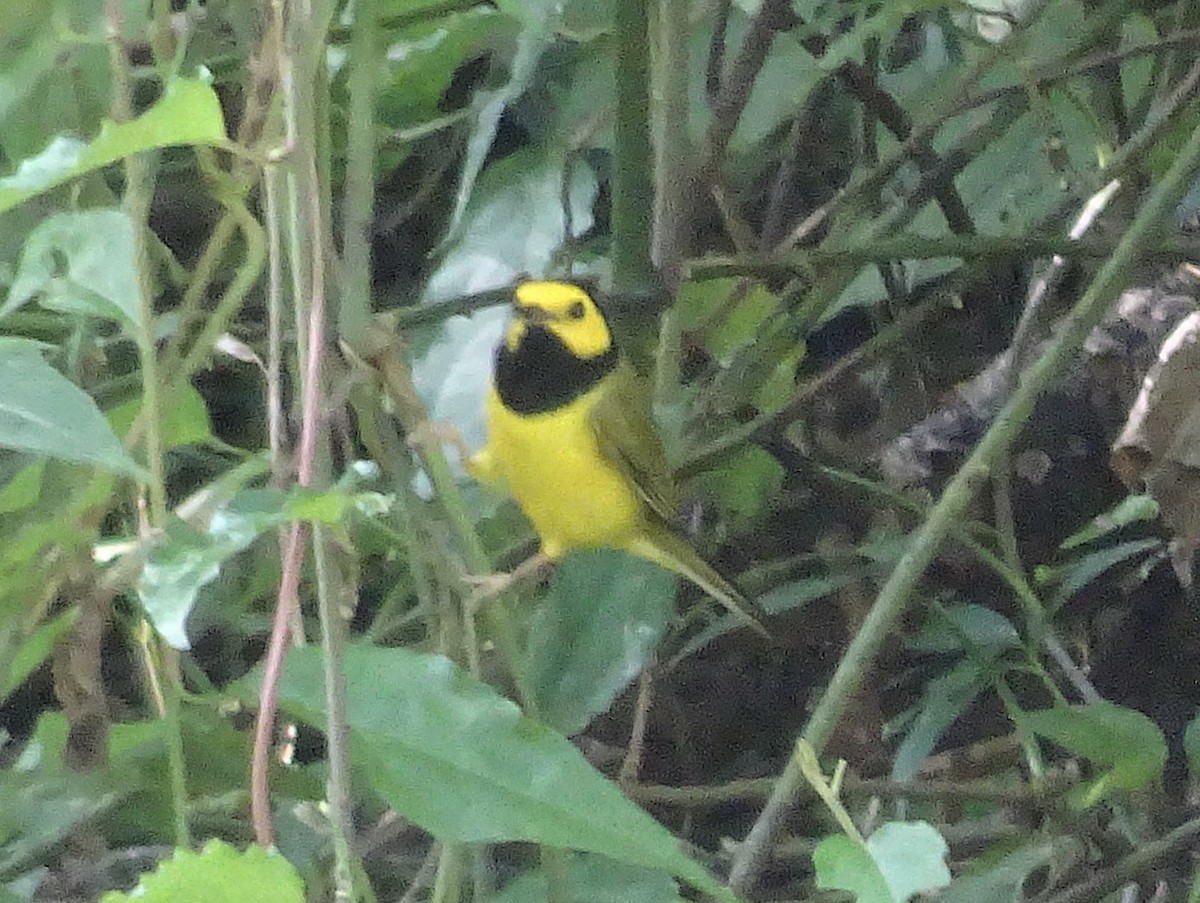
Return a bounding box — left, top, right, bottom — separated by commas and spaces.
506, 281, 613, 360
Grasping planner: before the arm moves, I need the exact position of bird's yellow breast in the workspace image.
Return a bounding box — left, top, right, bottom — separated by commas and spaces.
480, 382, 642, 560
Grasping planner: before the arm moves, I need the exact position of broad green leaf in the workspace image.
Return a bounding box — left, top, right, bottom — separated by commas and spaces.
909, 603, 1019, 654
0, 606, 78, 701
423, 147, 598, 302
708, 284, 779, 368
137, 487, 378, 648
814, 822, 950, 903
444, 19, 553, 239
676, 278, 741, 335
490, 853, 681, 903
814, 835, 893, 903
410, 308, 509, 460
3, 209, 139, 325
136, 490, 291, 648
107, 384, 214, 450
137, 517, 227, 649
754, 343, 806, 415
891, 658, 991, 783
0, 338, 146, 479
526, 550, 674, 735
1023, 702, 1167, 805
0, 79, 227, 214
698, 446, 784, 521
97, 840, 304, 903
0, 874, 36, 903
867, 822, 951, 902
261, 644, 735, 900
0, 459, 43, 515
376, 8, 518, 132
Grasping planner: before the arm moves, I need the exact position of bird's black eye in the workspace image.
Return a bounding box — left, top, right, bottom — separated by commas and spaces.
568, 301, 587, 320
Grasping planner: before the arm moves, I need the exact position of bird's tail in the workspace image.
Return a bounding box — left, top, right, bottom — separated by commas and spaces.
627, 527, 770, 638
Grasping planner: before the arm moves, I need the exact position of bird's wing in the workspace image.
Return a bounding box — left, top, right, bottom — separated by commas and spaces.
589, 361, 680, 525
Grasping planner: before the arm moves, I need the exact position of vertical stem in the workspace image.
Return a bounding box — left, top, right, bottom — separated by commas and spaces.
159, 647, 191, 847
106, 7, 166, 529
651, 0, 690, 291
265, 164, 286, 474
106, 0, 188, 848
611, 0, 656, 296
542, 847, 571, 903
339, 0, 377, 350
314, 525, 355, 901
431, 842, 465, 903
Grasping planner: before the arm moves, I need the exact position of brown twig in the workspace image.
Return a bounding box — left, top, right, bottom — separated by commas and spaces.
1035, 817, 1200, 903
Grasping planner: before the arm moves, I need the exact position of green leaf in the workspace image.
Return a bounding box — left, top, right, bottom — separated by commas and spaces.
3, 209, 139, 324
1060, 494, 1160, 550
136, 490, 291, 649
1023, 702, 1167, 805
376, 9, 518, 132
424, 147, 598, 302
137, 517, 227, 650
97, 840, 304, 903
490, 853, 681, 903
0, 606, 78, 701
1038, 538, 1161, 602
0, 459, 43, 515
867, 822, 951, 902
708, 284, 780, 367
814, 835, 893, 903
909, 603, 1019, 654
0, 79, 227, 214
258, 644, 735, 900
699, 446, 784, 520
136, 484, 383, 648
753, 343, 805, 415
814, 822, 950, 903
0, 872, 38, 903
410, 309, 510, 460
107, 383, 214, 450
1185, 710, 1200, 784
0, 338, 146, 478
891, 658, 991, 783
678, 278, 783, 363
526, 550, 674, 735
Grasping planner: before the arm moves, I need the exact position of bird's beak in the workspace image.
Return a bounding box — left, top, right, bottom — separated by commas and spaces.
517, 305, 552, 325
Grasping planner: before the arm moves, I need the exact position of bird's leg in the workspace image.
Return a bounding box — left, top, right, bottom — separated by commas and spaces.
462, 551, 554, 614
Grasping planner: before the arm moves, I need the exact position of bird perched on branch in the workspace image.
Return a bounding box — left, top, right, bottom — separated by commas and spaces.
469, 280, 767, 636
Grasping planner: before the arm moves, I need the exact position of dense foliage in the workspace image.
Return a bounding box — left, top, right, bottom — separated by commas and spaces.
2, 1, 1200, 901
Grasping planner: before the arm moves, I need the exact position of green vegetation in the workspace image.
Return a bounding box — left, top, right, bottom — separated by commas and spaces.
2, 1, 1200, 901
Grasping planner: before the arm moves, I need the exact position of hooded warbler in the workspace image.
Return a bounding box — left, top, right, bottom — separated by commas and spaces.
470, 281, 767, 636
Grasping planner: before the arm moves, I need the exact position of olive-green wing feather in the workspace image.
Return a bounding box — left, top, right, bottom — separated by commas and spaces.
626, 525, 770, 638
590, 361, 769, 637
589, 360, 680, 524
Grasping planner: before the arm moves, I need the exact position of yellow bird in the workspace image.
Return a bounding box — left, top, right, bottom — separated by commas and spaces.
469, 280, 767, 636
